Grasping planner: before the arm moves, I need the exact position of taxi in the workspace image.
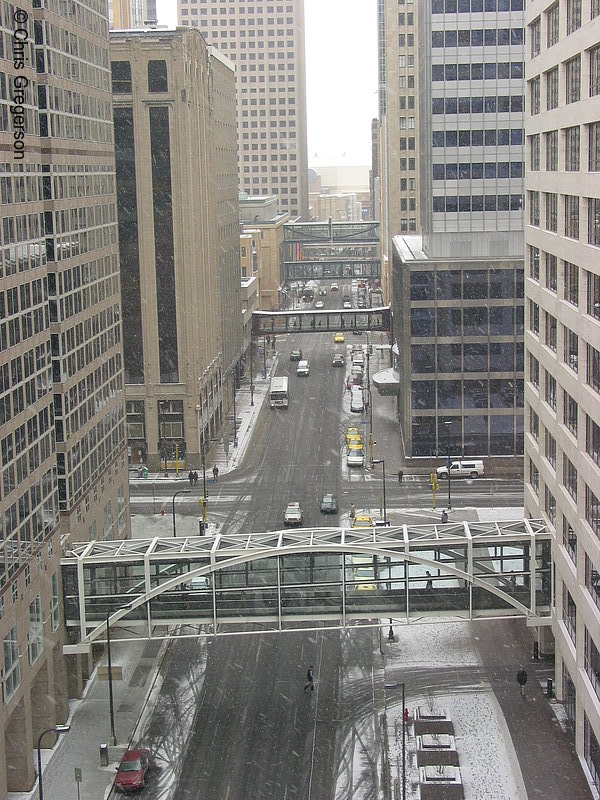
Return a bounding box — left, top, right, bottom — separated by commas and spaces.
352, 514, 374, 528
345, 426, 362, 444
334, 332, 345, 343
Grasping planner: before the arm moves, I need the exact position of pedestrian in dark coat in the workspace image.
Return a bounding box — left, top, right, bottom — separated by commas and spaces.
304, 665, 315, 692
398, 469, 403, 483
517, 666, 528, 696
188, 470, 194, 487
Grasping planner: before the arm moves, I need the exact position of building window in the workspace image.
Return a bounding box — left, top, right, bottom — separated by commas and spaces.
111, 61, 132, 93
564, 261, 579, 306
587, 343, 600, 393
567, 0, 582, 31
564, 392, 578, 436
529, 246, 540, 280
530, 406, 540, 440
587, 414, 600, 465
545, 193, 557, 232
564, 195, 580, 239
3, 627, 20, 699
589, 198, 600, 246
546, 67, 559, 109
529, 191, 540, 226
564, 457, 578, 500
148, 60, 168, 92
564, 126, 580, 170
545, 312, 557, 351
586, 483, 600, 536
530, 76, 540, 114
590, 45, 600, 96
529, 134, 540, 170
593, 0, 600, 19
529, 300, 540, 334
562, 586, 576, 643
565, 56, 581, 104
545, 485, 557, 524
590, 122, 600, 170
529, 458, 540, 493
587, 271, 600, 319
545, 130, 558, 170
28, 596, 43, 664
564, 518, 577, 562
546, 253, 558, 291
545, 371, 557, 411
530, 354, 540, 388
51, 572, 59, 630
530, 17, 541, 57
545, 428, 557, 469
546, 2, 559, 47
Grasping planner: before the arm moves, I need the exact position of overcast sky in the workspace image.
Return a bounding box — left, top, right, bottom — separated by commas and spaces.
155, 0, 378, 167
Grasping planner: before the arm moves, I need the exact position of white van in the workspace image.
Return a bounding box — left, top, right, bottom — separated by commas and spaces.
296, 359, 310, 376
350, 386, 364, 413
436, 459, 484, 479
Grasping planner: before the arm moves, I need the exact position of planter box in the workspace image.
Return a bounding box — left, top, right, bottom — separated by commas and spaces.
416, 734, 459, 767
419, 765, 464, 800
414, 707, 454, 736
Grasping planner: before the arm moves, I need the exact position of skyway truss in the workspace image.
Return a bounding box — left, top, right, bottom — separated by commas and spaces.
61, 519, 552, 654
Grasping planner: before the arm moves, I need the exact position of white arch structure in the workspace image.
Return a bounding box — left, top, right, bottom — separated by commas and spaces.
62, 519, 553, 655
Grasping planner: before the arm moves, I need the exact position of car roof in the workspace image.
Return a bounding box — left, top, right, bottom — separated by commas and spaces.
287, 501, 300, 508
121, 748, 148, 762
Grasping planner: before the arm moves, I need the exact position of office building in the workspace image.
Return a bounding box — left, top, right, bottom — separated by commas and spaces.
111, 29, 242, 472
177, 0, 309, 220
239, 194, 288, 310
0, 0, 129, 792
523, 0, 600, 786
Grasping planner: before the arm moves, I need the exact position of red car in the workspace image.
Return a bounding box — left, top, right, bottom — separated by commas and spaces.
115, 748, 150, 794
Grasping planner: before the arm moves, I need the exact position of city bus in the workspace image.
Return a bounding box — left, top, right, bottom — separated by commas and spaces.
269, 376, 289, 408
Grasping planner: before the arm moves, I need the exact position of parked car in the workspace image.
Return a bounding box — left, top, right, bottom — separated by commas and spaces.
284, 502, 303, 526
350, 387, 364, 413
346, 374, 362, 390
347, 444, 365, 467
345, 426, 362, 444
352, 351, 365, 367
332, 353, 345, 367
115, 748, 151, 794
296, 359, 310, 376
289, 349, 303, 361
320, 493, 338, 513
318, 287, 327, 296
436, 459, 484, 479
352, 514, 374, 528
334, 332, 345, 343
331, 282, 339, 291
315, 300, 325, 309
343, 300, 352, 309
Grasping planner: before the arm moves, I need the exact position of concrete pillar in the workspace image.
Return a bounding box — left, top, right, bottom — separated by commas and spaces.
5, 695, 35, 792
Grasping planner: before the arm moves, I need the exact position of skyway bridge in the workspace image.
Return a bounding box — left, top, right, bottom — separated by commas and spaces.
251, 306, 391, 337
62, 519, 552, 655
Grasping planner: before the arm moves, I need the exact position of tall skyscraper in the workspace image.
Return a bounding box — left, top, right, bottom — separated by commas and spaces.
0, 0, 128, 792
524, 0, 600, 785
177, 0, 309, 220
111, 29, 242, 473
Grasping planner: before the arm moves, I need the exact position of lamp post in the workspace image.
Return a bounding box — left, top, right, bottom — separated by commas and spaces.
172, 489, 191, 537
232, 367, 238, 448
443, 420, 453, 510
105, 611, 117, 746
37, 724, 70, 800
249, 339, 254, 406
262, 335, 267, 379
372, 458, 387, 524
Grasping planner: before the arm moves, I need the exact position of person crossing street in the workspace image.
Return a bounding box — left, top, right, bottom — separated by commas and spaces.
304, 665, 315, 693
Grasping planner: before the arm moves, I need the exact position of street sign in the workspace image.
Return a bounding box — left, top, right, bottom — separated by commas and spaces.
98, 665, 123, 681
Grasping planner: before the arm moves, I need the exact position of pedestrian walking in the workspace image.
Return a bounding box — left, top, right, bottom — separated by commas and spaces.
398, 469, 403, 484
441, 509, 448, 523
350, 503, 355, 519
517, 666, 528, 697
425, 570, 433, 591
304, 665, 315, 693
188, 470, 194, 487
212, 465, 219, 482
193, 471, 198, 486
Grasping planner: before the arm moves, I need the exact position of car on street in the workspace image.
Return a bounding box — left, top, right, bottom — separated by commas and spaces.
296, 359, 310, 376
315, 300, 324, 309
283, 502, 303, 526
115, 748, 151, 794
347, 443, 365, 467
345, 426, 361, 444
320, 493, 338, 513
332, 353, 345, 367
346, 432, 363, 448
346, 374, 362, 390
331, 282, 339, 291
318, 287, 327, 296
352, 514, 374, 528
343, 300, 352, 309
352, 351, 365, 367
436, 459, 484, 478
334, 332, 345, 343
350, 386, 364, 412
289, 349, 303, 361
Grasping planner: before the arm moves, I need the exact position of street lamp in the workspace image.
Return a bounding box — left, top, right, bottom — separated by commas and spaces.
172, 489, 191, 537
37, 724, 70, 800
105, 611, 117, 746
372, 458, 387, 524
249, 339, 254, 406
443, 420, 453, 510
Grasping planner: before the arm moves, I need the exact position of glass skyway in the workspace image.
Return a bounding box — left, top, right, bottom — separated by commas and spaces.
251, 306, 391, 336
62, 519, 552, 655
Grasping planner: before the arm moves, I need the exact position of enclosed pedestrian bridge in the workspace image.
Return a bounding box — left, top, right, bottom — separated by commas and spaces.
251, 306, 391, 337
62, 519, 552, 655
